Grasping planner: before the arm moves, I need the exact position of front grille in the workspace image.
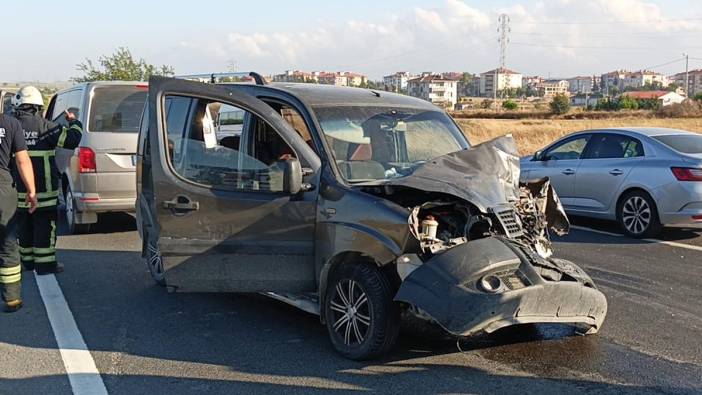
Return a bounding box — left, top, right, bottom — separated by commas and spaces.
495, 270, 528, 291
491, 206, 524, 238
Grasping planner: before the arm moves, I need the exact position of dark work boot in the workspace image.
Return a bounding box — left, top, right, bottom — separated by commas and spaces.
22, 263, 35, 272
35, 262, 64, 276
4, 299, 23, 313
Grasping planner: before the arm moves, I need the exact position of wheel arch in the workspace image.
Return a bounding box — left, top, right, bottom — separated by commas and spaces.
616, 186, 660, 221
318, 251, 399, 324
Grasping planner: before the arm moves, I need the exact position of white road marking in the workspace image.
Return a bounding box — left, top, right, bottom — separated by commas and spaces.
35, 274, 108, 395
569, 225, 702, 252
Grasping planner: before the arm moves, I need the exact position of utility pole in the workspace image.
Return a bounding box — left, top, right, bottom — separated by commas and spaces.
496, 13, 510, 109
683, 53, 689, 97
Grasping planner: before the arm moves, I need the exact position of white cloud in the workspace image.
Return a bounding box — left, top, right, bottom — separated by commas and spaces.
179, 0, 702, 79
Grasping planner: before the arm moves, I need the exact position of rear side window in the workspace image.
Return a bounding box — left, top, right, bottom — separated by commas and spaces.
88, 86, 147, 133
653, 134, 702, 154
585, 134, 644, 159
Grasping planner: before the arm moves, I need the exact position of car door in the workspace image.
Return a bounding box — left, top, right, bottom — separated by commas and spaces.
148, 77, 321, 293
526, 134, 591, 207
572, 133, 644, 212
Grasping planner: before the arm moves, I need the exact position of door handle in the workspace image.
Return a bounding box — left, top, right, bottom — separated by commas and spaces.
163, 196, 199, 211
561, 169, 575, 175
609, 169, 624, 176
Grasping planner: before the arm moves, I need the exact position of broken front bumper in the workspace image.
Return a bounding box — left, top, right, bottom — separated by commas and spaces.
394, 237, 607, 336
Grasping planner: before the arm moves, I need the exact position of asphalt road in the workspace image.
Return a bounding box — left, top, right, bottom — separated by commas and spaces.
1, 213, 701, 395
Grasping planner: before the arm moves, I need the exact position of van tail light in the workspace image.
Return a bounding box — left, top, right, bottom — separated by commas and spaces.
79, 147, 96, 173
671, 167, 702, 181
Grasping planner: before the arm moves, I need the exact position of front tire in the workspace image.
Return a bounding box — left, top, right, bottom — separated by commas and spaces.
324, 263, 400, 360
617, 190, 661, 238
145, 240, 166, 286
65, 186, 91, 234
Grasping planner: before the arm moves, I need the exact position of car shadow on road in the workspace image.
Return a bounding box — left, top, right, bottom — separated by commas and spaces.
55, 210, 137, 236
3, 247, 701, 394
556, 215, 702, 245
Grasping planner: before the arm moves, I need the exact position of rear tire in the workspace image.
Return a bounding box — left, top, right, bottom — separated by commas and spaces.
617, 190, 661, 238
324, 262, 400, 360
65, 186, 91, 234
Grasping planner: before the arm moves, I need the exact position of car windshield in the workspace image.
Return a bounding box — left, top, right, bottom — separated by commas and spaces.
653, 134, 702, 154
315, 106, 469, 182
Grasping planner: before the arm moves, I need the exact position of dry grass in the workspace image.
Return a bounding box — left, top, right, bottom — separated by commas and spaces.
456, 117, 702, 155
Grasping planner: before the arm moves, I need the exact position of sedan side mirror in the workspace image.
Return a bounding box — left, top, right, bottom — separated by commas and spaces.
533, 150, 543, 161
282, 158, 304, 195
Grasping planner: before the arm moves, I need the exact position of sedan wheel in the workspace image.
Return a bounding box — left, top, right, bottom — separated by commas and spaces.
618, 191, 661, 238
324, 263, 400, 360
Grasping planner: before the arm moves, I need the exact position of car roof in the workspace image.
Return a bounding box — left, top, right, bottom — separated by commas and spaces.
249, 82, 439, 110
577, 127, 698, 137
56, 81, 147, 94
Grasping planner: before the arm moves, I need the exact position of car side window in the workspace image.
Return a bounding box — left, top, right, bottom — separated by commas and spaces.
164, 95, 295, 193
543, 135, 590, 160
585, 134, 644, 159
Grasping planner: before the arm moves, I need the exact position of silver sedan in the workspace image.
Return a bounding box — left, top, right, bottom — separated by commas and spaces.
520, 127, 702, 237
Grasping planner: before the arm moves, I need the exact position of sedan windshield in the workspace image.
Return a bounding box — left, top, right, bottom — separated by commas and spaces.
315, 106, 469, 182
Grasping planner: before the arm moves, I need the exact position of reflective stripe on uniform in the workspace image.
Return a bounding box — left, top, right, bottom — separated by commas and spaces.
20, 246, 33, 254
57, 129, 68, 148
0, 273, 21, 283
44, 152, 52, 192
18, 191, 59, 199
50, 220, 56, 251
34, 255, 56, 264
70, 123, 83, 133
33, 247, 55, 255
18, 199, 58, 208
20, 255, 34, 262
0, 266, 21, 284
27, 150, 55, 157
0, 266, 21, 275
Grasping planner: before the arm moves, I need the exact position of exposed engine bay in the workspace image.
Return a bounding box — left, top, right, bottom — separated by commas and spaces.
359, 135, 571, 260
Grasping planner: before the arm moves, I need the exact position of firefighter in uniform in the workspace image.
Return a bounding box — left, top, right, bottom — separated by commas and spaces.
11, 86, 82, 275
0, 111, 37, 312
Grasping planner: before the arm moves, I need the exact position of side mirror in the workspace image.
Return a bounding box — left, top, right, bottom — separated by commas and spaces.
282, 158, 304, 195
533, 150, 543, 161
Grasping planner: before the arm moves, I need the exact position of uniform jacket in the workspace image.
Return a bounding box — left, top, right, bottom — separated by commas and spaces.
11, 110, 82, 210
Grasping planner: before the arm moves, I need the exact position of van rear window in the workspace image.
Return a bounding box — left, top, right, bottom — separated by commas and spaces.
88, 86, 147, 133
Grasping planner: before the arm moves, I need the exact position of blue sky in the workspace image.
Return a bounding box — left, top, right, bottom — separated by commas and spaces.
2, 0, 702, 81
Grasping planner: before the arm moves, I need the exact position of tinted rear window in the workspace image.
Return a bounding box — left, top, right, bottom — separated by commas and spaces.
88, 86, 147, 133
653, 134, 702, 154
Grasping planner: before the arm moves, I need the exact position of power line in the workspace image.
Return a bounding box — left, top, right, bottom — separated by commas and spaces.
511, 17, 702, 26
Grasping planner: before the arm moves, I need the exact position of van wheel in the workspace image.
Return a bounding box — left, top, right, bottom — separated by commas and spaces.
324, 263, 400, 360
65, 186, 91, 234
617, 190, 661, 238
145, 241, 166, 286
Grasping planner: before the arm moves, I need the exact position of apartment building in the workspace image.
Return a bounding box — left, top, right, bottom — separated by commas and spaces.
407, 74, 459, 107
624, 71, 669, 89
567, 76, 599, 94
537, 80, 569, 97
600, 70, 629, 94
669, 69, 702, 97
480, 68, 523, 97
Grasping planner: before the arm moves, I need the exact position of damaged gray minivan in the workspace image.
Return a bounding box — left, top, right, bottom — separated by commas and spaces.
136, 76, 607, 360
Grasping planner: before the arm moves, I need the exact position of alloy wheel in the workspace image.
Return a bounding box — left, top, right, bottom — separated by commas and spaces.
329, 280, 371, 346
622, 196, 651, 235
147, 242, 165, 283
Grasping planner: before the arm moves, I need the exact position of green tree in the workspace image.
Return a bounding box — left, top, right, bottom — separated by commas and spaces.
73, 47, 174, 82
694, 93, 702, 102
618, 96, 639, 110
549, 93, 571, 115
502, 99, 518, 110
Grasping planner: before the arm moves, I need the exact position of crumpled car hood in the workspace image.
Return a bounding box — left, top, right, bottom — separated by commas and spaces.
385, 136, 521, 212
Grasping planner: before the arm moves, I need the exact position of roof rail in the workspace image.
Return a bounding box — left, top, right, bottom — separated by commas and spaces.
174, 72, 267, 85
